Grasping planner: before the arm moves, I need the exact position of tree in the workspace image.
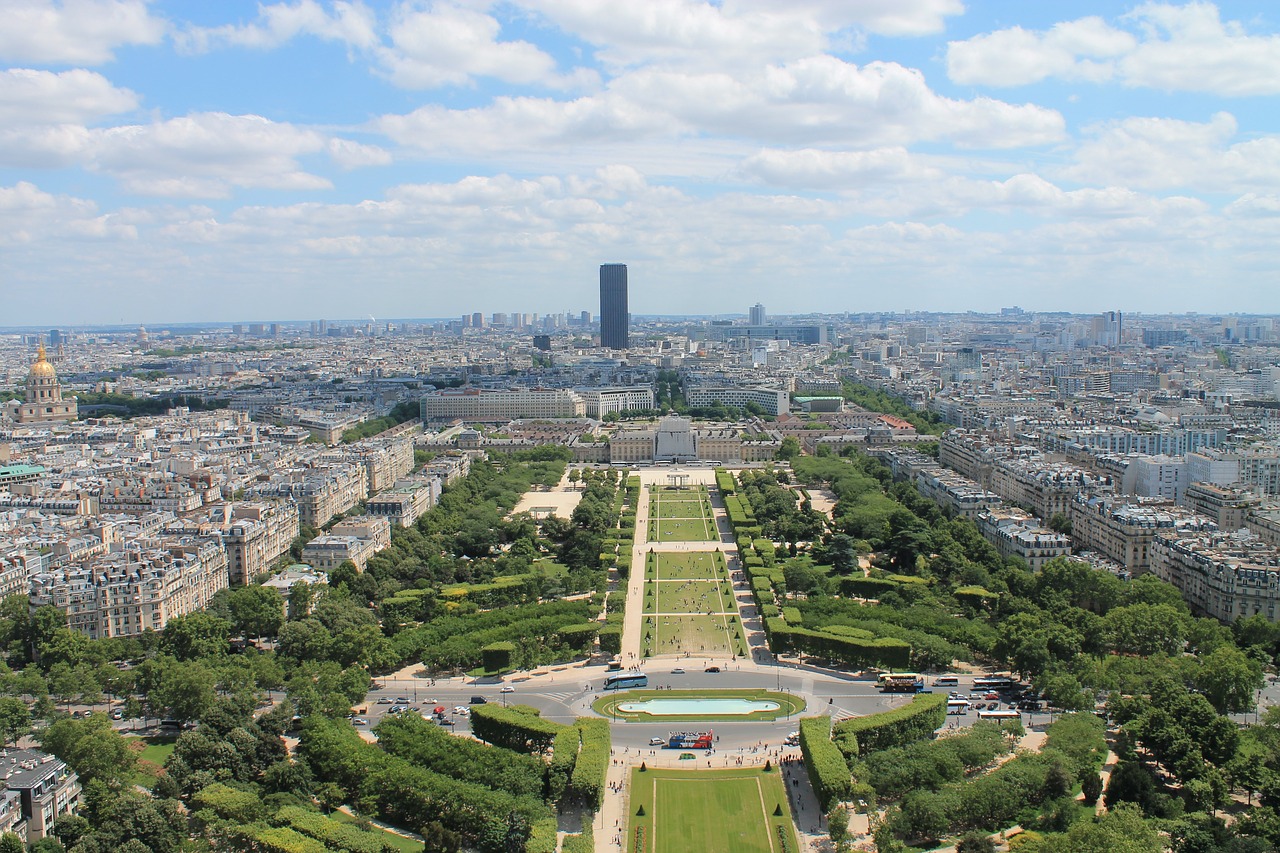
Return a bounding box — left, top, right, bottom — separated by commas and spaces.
38, 716, 137, 785
1196, 644, 1264, 715
776, 436, 801, 462
0, 833, 23, 853
1047, 512, 1073, 536
1040, 803, 1161, 853
956, 832, 995, 853
156, 660, 216, 722
225, 585, 284, 640
288, 581, 316, 620
828, 805, 850, 851
0, 697, 30, 745
159, 611, 230, 661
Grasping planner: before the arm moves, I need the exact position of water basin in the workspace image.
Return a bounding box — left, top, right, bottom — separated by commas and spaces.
617, 698, 780, 716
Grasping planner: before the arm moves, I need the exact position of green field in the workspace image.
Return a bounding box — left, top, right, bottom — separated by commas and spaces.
647, 613, 739, 656
645, 550, 727, 580
627, 767, 800, 853
648, 516, 717, 541
654, 579, 732, 613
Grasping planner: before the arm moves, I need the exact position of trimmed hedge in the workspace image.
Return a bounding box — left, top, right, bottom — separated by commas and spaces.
598, 625, 622, 655
470, 703, 565, 754
276, 807, 398, 853
832, 693, 947, 759
781, 607, 803, 625
799, 716, 853, 810
374, 712, 546, 797
549, 726, 580, 803
569, 717, 611, 810
562, 825, 594, 853
481, 641, 516, 672
527, 817, 559, 853
767, 620, 911, 670
838, 576, 902, 599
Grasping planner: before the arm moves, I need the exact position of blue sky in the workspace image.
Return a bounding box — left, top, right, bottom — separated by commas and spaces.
2, 0, 1279, 325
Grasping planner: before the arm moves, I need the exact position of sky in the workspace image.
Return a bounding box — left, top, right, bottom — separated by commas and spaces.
2, 0, 1280, 326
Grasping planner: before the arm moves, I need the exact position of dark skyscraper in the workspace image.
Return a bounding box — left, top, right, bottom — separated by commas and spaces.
599, 263, 629, 349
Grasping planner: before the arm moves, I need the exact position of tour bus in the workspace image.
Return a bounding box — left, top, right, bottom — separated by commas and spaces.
877, 673, 924, 693
946, 699, 969, 715
977, 709, 1021, 721
604, 672, 649, 690
972, 676, 1017, 691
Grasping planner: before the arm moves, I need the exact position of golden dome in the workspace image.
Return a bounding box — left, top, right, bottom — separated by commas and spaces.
29, 343, 57, 381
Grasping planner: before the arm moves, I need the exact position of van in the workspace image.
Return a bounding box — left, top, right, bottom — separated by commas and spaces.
469, 696, 488, 705
934, 676, 959, 687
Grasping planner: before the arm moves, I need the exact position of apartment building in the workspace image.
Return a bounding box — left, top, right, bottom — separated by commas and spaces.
1151, 529, 1280, 622
576, 386, 656, 418
0, 748, 81, 842
1069, 493, 1213, 572
1182, 482, 1259, 532
218, 501, 300, 585
29, 535, 229, 638
248, 462, 368, 527
419, 388, 586, 422
976, 507, 1073, 571
366, 477, 441, 527
301, 516, 390, 573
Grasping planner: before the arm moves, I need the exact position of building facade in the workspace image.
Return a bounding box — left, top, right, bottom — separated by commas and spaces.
599, 263, 629, 350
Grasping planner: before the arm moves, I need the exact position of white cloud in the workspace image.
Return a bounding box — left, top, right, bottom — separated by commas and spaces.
0, 0, 165, 64
177, 0, 378, 53
0, 181, 136, 245
739, 147, 938, 188
327, 137, 392, 168
1119, 2, 1280, 96
378, 56, 1064, 165
1061, 112, 1280, 193
947, 2, 1280, 96
0, 68, 138, 125
947, 17, 1135, 86
1226, 194, 1280, 218
88, 113, 333, 197
513, 0, 963, 71
377, 2, 591, 89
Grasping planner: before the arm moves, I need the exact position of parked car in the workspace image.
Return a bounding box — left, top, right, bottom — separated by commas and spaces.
376, 697, 393, 704
453, 706, 470, 715
394, 697, 410, 703
109, 709, 123, 720
352, 717, 369, 726
439, 718, 455, 726
986, 702, 999, 710
984, 692, 1000, 700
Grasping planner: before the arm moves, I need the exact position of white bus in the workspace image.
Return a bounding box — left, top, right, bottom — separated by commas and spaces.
934, 676, 959, 687
946, 699, 969, 715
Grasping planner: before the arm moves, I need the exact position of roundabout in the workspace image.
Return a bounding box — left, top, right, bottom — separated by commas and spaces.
593, 688, 806, 722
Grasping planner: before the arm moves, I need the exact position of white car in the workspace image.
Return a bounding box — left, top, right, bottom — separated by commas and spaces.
649, 737, 666, 746
453, 706, 470, 715
671, 667, 685, 674
500, 686, 516, 693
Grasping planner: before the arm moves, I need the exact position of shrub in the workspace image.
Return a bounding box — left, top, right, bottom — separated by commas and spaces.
799, 716, 853, 810
833, 693, 947, 759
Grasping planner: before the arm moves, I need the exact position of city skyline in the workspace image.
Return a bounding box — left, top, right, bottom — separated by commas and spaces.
3, 1, 1280, 325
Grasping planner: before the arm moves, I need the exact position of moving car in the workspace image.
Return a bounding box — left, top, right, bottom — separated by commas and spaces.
376, 697, 393, 704
469, 696, 488, 705
500, 686, 516, 693
649, 737, 666, 746
704, 666, 721, 673
352, 717, 369, 726
671, 667, 685, 674
109, 709, 123, 720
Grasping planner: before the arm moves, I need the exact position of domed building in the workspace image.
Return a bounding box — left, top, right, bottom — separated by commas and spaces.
16, 342, 78, 423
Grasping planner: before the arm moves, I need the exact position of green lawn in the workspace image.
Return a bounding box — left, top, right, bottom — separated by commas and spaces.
646, 614, 741, 657
627, 767, 799, 853
653, 579, 732, 613
649, 516, 717, 541
127, 736, 175, 788
646, 551, 726, 580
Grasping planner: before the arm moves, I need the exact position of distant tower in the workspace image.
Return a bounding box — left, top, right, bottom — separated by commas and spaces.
749, 303, 766, 326
600, 263, 629, 349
